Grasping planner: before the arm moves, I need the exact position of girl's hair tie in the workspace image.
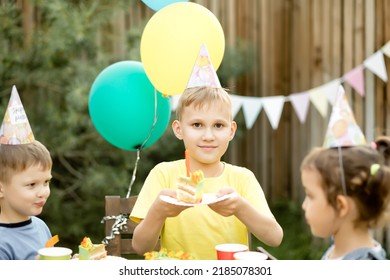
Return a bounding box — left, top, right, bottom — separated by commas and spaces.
370, 163, 380, 176
370, 141, 377, 150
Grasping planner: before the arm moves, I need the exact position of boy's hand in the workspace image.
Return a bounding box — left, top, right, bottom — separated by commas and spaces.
153, 189, 191, 218
208, 187, 241, 216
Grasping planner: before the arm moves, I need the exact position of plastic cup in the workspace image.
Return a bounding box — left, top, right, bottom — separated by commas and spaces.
215, 243, 248, 260
233, 251, 268, 260
38, 247, 72, 260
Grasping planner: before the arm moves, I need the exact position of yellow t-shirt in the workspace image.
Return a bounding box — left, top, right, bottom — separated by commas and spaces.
130, 160, 273, 260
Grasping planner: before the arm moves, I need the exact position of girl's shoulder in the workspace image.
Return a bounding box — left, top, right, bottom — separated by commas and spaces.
322, 242, 388, 260
343, 242, 388, 260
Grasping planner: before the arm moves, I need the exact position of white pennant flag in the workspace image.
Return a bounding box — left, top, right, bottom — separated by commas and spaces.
241, 96, 263, 129
230, 94, 243, 120
170, 94, 181, 112
289, 92, 310, 124
322, 79, 341, 106
363, 51, 388, 82
261, 96, 286, 130
381, 41, 390, 58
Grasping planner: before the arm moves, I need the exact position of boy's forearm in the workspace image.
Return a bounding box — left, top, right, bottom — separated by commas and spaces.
132, 206, 166, 255
251, 216, 283, 247
132, 221, 161, 255
236, 201, 283, 247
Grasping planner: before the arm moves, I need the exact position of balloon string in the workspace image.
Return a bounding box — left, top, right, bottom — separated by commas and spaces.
126, 88, 159, 198
126, 149, 140, 198
139, 87, 159, 151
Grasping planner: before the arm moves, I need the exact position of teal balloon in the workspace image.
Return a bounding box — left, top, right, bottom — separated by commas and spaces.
89, 61, 171, 151
142, 0, 188, 11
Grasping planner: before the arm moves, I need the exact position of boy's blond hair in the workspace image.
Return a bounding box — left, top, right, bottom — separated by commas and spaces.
175, 86, 232, 121
0, 140, 52, 184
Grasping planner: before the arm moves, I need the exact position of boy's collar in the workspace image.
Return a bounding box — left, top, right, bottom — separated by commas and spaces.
0, 218, 32, 228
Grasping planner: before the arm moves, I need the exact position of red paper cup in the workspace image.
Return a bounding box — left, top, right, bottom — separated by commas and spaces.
215, 243, 248, 260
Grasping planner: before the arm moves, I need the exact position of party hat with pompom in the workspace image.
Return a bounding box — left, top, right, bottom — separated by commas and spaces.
0, 85, 35, 145
323, 85, 366, 148
186, 43, 222, 89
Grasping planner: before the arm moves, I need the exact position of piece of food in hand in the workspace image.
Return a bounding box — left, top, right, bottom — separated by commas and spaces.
45, 234, 59, 248
78, 237, 107, 260
177, 170, 204, 204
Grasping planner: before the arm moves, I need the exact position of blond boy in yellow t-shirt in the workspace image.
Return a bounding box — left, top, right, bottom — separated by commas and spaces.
131, 86, 283, 260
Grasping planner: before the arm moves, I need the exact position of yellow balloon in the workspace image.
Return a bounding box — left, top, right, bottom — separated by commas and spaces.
141, 2, 225, 96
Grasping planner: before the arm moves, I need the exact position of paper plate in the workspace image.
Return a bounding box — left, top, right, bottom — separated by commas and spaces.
159, 193, 235, 207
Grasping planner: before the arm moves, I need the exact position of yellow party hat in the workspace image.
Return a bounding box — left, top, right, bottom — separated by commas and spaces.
323, 85, 366, 148
186, 43, 222, 89
0, 85, 35, 145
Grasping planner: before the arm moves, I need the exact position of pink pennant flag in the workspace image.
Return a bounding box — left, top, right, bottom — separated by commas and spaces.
343, 65, 365, 97
289, 92, 310, 124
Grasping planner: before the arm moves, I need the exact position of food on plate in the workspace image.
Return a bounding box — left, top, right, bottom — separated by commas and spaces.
176, 170, 204, 204
78, 237, 107, 260
144, 248, 195, 260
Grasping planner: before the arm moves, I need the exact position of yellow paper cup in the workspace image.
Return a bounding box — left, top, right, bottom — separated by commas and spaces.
233, 251, 268, 260
38, 247, 72, 260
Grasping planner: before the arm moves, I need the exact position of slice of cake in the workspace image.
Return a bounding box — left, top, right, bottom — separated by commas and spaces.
177, 170, 204, 204
78, 237, 107, 260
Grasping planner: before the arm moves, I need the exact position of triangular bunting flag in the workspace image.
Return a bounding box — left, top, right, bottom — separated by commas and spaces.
382, 41, 390, 58
241, 96, 263, 129
230, 94, 243, 120
0, 85, 35, 145
343, 65, 365, 97
323, 85, 366, 148
363, 51, 388, 82
261, 96, 285, 130
321, 79, 341, 106
170, 94, 181, 112
308, 86, 329, 118
289, 92, 310, 124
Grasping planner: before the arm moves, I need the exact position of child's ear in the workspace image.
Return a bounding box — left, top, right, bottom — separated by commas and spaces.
229, 121, 237, 140
171, 120, 183, 140
336, 195, 349, 217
